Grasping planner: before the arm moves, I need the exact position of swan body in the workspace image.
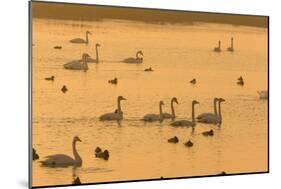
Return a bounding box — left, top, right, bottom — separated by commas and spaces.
227, 37, 234, 52
99, 96, 126, 121
198, 98, 225, 124
64, 53, 90, 70
40, 136, 82, 167
142, 101, 165, 122
214, 40, 221, 52
197, 98, 218, 120
163, 97, 178, 120
170, 100, 199, 127
70, 31, 91, 44
86, 43, 100, 63
123, 51, 143, 63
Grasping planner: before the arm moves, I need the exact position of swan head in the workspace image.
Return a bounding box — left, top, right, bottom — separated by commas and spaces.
73, 136, 82, 143
96, 43, 101, 47
192, 100, 199, 105
160, 101, 165, 106
118, 96, 127, 101
219, 98, 225, 103
82, 53, 91, 59
137, 51, 143, 56
172, 97, 179, 104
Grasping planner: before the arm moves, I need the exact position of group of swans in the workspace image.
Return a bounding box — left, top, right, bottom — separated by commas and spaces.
214, 37, 234, 52
98, 96, 225, 126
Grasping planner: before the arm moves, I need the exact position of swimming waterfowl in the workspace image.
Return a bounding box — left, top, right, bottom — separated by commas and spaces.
198, 98, 225, 124
170, 100, 199, 127
142, 101, 165, 122
197, 98, 218, 120
202, 129, 214, 136
64, 53, 90, 71
61, 85, 68, 93
108, 78, 118, 84
95, 147, 102, 154
45, 76, 55, 81
70, 31, 91, 44
54, 46, 62, 49
123, 50, 143, 63
99, 96, 126, 121
184, 140, 193, 147
189, 78, 196, 84
72, 177, 81, 185
237, 78, 244, 85
214, 40, 221, 52
163, 97, 179, 120
33, 148, 39, 160
227, 37, 234, 52
168, 136, 179, 143
95, 149, 110, 160
86, 43, 101, 63
144, 67, 153, 72
40, 136, 82, 167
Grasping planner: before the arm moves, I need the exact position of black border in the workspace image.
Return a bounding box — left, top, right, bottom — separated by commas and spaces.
29, 1, 270, 188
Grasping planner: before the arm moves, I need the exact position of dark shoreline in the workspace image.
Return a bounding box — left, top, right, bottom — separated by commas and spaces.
32, 2, 268, 28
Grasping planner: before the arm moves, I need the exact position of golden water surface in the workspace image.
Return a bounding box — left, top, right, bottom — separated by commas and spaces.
32, 18, 268, 187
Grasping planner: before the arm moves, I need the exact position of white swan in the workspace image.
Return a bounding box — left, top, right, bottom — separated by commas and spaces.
170, 100, 199, 127
227, 37, 234, 52
99, 96, 127, 121
198, 98, 225, 124
63, 53, 90, 70
142, 101, 165, 122
123, 51, 143, 63
86, 43, 100, 63
197, 97, 218, 120
40, 136, 82, 167
163, 97, 179, 120
70, 31, 91, 44
214, 40, 221, 52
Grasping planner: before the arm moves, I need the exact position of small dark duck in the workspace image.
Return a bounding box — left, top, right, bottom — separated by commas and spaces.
61, 85, 68, 93
184, 140, 193, 147
168, 136, 179, 143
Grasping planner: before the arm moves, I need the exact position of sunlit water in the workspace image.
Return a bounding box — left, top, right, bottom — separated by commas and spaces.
32, 18, 268, 187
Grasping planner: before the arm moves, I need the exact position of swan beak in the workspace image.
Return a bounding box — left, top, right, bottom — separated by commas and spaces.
122, 97, 127, 100
220, 98, 226, 102
77, 138, 82, 142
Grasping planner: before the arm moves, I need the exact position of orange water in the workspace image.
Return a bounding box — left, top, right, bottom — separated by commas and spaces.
32, 18, 268, 187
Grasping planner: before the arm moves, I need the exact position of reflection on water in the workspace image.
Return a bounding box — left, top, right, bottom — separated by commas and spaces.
32, 18, 268, 187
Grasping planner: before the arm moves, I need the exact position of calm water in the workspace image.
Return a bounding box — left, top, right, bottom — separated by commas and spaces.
32, 18, 268, 187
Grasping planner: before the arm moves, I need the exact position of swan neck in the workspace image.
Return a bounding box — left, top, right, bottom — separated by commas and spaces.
96, 45, 99, 63
192, 103, 195, 123
214, 99, 218, 115
72, 140, 82, 163
218, 102, 222, 121
159, 103, 163, 117
117, 98, 122, 115
171, 100, 175, 118
86, 32, 89, 44
231, 39, 233, 48
82, 55, 88, 70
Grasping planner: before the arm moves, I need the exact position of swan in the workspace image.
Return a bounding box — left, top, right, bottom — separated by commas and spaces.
163, 97, 179, 120
214, 40, 221, 52
45, 76, 54, 81
227, 37, 234, 52
198, 98, 225, 124
170, 100, 199, 127
40, 136, 82, 167
70, 31, 91, 44
142, 101, 165, 122
64, 53, 90, 71
99, 96, 126, 121
190, 78, 196, 84
168, 136, 179, 143
197, 97, 218, 120
123, 50, 143, 63
61, 85, 68, 93
85, 43, 101, 63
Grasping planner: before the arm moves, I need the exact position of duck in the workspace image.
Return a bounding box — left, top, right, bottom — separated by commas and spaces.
144, 67, 153, 72
184, 140, 193, 147
189, 78, 196, 84
45, 76, 55, 81
202, 129, 214, 136
168, 136, 179, 143
72, 177, 81, 185
40, 136, 82, 167
237, 78, 244, 86
108, 78, 118, 84
33, 148, 39, 160
54, 46, 62, 49
95, 147, 102, 154
61, 85, 68, 93
95, 149, 110, 160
